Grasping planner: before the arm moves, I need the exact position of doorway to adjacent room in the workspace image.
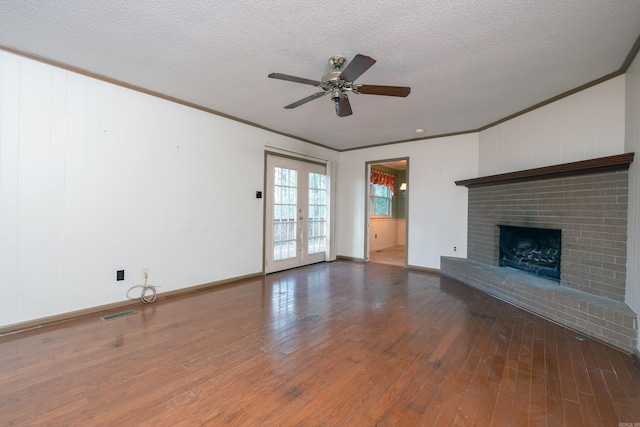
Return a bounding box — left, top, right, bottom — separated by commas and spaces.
365, 158, 408, 267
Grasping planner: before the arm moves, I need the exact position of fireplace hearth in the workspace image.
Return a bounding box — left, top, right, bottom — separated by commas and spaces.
499, 225, 561, 281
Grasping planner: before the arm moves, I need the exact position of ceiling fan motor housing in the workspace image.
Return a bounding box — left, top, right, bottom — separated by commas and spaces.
321, 70, 342, 84
321, 71, 354, 95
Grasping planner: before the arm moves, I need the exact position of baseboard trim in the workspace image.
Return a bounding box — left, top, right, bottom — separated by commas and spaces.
336, 255, 366, 263
407, 265, 441, 274
0, 271, 263, 336
0, 299, 141, 336
154, 272, 263, 299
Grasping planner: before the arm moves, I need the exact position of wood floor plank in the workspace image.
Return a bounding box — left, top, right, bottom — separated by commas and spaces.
1, 261, 639, 426
470, 381, 500, 426
579, 390, 606, 427
488, 366, 518, 426
544, 322, 564, 420
587, 366, 621, 423
563, 397, 585, 426
608, 346, 640, 406
516, 314, 535, 385
512, 380, 531, 425
529, 316, 548, 427
453, 376, 482, 426
555, 328, 580, 404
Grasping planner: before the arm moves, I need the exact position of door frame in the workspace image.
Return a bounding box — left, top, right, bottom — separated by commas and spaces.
364, 157, 409, 266
263, 151, 329, 274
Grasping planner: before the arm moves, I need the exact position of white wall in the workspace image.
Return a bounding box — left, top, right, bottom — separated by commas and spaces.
369, 218, 398, 251
625, 52, 640, 351
479, 76, 626, 175
397, 218, 406, 246
0, 50, 339, 327
336, 134, 478, 268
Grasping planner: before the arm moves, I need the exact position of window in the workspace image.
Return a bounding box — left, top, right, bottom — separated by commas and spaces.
370, 184, 393, 216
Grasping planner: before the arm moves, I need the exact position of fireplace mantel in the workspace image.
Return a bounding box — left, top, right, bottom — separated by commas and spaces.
455, 153, 634, 188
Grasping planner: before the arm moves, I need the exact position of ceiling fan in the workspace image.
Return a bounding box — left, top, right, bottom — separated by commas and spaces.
268, 54, 411, 117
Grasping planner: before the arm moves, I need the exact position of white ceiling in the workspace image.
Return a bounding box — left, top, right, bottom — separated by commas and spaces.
1, 1, 639, 151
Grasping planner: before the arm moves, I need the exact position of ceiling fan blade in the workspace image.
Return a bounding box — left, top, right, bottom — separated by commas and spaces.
284, 92, 326, 109
357, 85, 411, 97
335, 96, 353, 117
339, 54, 376, 82
268, 73, 321, 86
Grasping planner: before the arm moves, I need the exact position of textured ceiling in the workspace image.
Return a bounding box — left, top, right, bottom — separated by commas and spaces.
0, 1, 639, 151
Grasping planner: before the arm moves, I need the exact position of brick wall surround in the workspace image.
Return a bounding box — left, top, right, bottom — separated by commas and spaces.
440, 167, 638, 351
468, 170, 629, 302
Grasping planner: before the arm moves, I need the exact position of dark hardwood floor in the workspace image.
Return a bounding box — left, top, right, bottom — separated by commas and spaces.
1, 261, 640, 426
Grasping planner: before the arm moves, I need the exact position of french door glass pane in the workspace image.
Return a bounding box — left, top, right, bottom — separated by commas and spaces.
273, 167, 297, 261
308, 172, 327, 254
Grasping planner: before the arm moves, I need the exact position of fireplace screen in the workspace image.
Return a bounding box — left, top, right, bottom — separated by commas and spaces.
499, 225, 561, 281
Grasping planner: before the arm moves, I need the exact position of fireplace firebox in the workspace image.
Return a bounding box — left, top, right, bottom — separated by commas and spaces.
498, 225, 561, 281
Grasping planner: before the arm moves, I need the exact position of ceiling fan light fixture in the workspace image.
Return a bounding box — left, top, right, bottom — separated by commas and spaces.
269, 54, 411, 117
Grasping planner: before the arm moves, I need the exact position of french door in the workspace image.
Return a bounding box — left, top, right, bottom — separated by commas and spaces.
265, 155, 328, 274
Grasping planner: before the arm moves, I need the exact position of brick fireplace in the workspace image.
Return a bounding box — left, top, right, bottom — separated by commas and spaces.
441, 154, 638, 351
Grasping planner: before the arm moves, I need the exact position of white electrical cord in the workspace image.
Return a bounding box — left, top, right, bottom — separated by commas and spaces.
126, 273, 159, 304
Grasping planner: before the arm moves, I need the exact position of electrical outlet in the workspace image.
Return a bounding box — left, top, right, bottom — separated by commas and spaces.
141, 268, 149, 279
453, 246, 457, 252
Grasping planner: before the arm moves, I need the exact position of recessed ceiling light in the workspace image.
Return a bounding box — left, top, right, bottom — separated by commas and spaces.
414, 128, 424, 134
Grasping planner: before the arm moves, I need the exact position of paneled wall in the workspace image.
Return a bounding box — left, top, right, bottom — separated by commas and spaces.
479, 76, 626, 175
625, 51, 640, 343
0, 50, 339, 328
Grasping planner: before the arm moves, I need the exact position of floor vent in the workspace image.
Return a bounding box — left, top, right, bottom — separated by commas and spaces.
101, 310, 138, 321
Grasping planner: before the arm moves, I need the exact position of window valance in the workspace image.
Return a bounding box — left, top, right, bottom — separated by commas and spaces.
370, 169, 396, 197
